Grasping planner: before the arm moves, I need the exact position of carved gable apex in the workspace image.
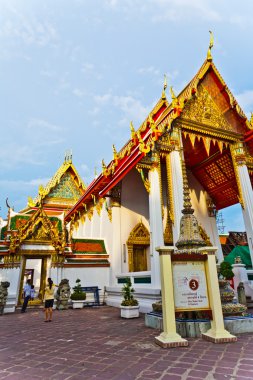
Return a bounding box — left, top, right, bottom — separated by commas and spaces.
26, 219, 52, 241
127, 222, 150, 245
181, 84, 232, 132
45, 172, 83, 203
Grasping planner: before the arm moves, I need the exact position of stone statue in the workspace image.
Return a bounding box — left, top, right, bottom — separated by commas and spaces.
237, 282, 247, 306
0, 281, 10, 315
56, 279, 70, 310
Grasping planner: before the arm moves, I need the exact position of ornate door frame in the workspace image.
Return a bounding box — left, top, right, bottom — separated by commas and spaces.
126, 222, 150, 272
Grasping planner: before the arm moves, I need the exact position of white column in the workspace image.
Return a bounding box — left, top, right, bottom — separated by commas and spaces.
237, 165, 253, 265
169, 150, 183, 243
149, 165, 164, 288
209, 217, 224, 263
110, 205, 122, 286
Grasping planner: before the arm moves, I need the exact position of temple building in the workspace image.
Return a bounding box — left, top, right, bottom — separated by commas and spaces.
1, 39, 253, 312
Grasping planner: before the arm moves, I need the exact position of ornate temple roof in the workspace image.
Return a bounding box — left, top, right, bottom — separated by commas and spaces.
23, 156, 86, 212
65, 39, 253, 224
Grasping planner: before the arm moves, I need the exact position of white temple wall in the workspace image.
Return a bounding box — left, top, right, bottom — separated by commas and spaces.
91, 209, 100, 237
63, 266, 109, 297
120, 169, 149, 272
84, 216, 92, 236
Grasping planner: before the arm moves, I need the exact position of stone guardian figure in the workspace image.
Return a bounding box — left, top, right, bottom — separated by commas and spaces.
0, 281, 10, 315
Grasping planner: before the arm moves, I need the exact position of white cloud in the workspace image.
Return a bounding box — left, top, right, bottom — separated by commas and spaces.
27, 118, 63, 132
0, 178, 50, 190
94, 92, 149, 124
0, 144, 44, 168
0, 14, 58, 46
40, 69, 55, 78
72, 88, 85, 97
138, 66, 160, 76
235, 90, 253, 112
81, 62, 95, 73
88, 107, 100, 115
104, 0, 222, 22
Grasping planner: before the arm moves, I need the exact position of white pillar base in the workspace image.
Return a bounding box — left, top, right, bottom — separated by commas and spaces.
155, 332, 188, 348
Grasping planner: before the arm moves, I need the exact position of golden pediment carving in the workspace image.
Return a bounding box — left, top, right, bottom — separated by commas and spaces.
181, 85, 232, 132
26, 221, 51, 241
127, 222, 150, 245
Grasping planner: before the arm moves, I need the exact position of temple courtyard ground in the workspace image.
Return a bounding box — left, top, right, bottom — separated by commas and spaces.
0, 306, 253, 379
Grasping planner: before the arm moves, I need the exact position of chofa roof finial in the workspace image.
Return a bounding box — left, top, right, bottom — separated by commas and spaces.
207, 30, 214, 61
162, 74, 167, 100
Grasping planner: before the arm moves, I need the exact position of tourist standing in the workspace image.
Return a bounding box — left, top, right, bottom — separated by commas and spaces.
21, 279, 31, 313
30, 285, 35, 300
44, 278, 56, 322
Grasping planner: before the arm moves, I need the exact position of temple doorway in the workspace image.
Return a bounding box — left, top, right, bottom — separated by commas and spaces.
127, 222, 150, 272
18, 256, 48, 305
133, 245, 147, 272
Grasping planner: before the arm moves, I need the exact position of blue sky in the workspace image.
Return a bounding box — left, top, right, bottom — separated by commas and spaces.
1, 0, 253, 232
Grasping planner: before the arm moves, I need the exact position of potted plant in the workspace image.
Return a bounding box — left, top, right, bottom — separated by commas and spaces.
120, 278, 139, 318
70, 279, 86, 309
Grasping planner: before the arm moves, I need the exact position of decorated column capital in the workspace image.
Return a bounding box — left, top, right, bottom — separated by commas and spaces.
231, 141, 247, 166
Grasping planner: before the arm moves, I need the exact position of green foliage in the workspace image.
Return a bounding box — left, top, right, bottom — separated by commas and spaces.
70, 278, 86, 300
219, 261, 234, 280
121, 278, 138, 306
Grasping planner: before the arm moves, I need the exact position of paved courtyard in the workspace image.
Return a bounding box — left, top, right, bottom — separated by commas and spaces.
0, 306, 253, 380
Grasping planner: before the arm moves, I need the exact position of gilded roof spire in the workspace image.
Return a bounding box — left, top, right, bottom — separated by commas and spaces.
64, 149, 72, 164
170, 86, 177, 107
181, 152, 194, 216
162, 74, 167, 100
250, 112, 253, 127
207, 30, 214, 62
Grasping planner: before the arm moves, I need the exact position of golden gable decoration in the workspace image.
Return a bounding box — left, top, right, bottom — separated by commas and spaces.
9, 207, 66, 254
181, 84, 232, 132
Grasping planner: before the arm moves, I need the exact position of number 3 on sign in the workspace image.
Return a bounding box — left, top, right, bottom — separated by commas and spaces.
189, 279, 199, 291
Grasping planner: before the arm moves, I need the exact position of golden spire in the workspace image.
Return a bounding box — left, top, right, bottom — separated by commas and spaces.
170, 86, 177, 107
130, 121, 135, 133
207, 30, 214, 61
130, 121, 136, 139
112, 144, 117, 157
102, 159, 106, 171
148, 114, 155, 130
175, 151, 205, 250
162, 74, 167, 100
250, 112, 253, 126
94, 167, 98, 178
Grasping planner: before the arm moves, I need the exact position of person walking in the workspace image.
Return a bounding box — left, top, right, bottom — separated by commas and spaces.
44, 278, 56, 322
30, 285, 35, 301
21, 279, 31, 313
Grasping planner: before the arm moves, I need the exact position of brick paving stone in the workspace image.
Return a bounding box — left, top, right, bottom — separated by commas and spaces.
188, 369, 209, 378
160, 375, 181, 380
240, 359, 253, 365
239, 364, 253, 370
168, 366, 188, 375
236, 369, 253, 377
214, 366, 234, 375
2, 307, 253, 380
213, 374, 235, 380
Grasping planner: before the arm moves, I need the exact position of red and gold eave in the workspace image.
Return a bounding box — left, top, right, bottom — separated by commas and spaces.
65, 57, 253, 222
65, 99, 168, 223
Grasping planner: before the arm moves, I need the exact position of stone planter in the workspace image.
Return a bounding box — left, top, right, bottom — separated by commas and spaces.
120, 305, 140, 318
72, 300, 84, 309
